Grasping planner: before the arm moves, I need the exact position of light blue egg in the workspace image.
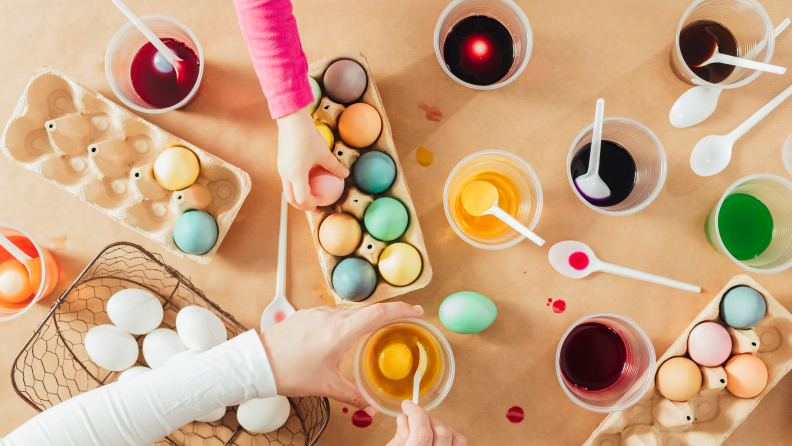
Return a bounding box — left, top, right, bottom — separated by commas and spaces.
439, 291, 497, 334
353, 151, 396, 194
720, 286, 766, 329
173, 211, 218, 255
332, 258, 377, 302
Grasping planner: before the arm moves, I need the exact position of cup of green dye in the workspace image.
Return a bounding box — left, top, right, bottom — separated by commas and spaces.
705, 174, 792, 273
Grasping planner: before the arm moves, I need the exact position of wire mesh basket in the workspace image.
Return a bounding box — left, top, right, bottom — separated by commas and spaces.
11, 242, 330, 446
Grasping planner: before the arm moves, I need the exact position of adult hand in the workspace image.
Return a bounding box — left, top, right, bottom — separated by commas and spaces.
276, 106, 348, 211
387, 400, 467, 446
259, 302, 423, 416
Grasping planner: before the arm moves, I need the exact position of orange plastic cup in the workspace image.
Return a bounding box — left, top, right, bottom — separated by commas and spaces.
0, 224, 59, 321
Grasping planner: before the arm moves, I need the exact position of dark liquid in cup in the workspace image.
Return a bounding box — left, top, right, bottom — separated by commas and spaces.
442, 15, 515, 86
570, 140, 637, 207
131, 38, 200, 108
679, 20, 739, 84
559, 322, 628, 392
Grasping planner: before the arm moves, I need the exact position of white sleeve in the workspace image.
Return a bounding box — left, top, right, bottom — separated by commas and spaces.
1, 330, 277, 446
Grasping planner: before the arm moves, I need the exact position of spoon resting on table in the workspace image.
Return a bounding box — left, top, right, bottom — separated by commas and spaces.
261, 193, 296, 332
460, 181, 545, 246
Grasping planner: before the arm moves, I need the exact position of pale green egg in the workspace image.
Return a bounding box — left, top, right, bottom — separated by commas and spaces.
439, 291, 497, 334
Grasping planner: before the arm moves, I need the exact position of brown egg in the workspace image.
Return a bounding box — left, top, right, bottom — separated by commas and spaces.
318, 213, 362, 256
338, 103, 382, 149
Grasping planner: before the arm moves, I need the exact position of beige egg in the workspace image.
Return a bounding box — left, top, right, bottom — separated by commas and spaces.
319, 213, 362, 256
656, 357, 702, 401
378, 243, 422, 286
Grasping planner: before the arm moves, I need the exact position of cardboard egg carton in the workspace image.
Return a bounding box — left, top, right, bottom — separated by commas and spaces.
1, 67, 251, 264
584, 275, 792, 446
306, 51, 432, 308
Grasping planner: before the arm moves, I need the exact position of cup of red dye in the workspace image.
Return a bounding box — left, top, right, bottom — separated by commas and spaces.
0, 224, 59, 321
555, 313, 655, 413
106, 15, 203, 113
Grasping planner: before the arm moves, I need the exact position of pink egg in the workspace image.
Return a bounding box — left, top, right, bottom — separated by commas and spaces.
309, 167, 344, 206
688, 322, 732, 366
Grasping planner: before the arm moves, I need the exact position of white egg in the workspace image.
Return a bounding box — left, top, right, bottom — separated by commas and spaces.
196, 406, 227, 423
85, 325, 139, 372
142, 328, 187, 369
166, 349, 205, 366
237, 396, 290, 433
119, 366, 151, 382
176, 306, 227, 351
107, 288, 164, 335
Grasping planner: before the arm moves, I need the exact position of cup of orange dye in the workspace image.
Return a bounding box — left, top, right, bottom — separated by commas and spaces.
0, 224, 59, 321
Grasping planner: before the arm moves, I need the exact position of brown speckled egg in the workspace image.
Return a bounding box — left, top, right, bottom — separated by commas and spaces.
319, 213, 362, 256
338, 103, 382, 149
323, 60, 367, 103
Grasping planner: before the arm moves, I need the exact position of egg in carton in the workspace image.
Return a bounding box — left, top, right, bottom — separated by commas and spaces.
305, 51, 433, 308
1, 66, 251, 264
584, 275, 792, 446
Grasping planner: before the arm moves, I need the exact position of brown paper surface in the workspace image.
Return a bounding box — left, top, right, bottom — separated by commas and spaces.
1, 0, 792, 445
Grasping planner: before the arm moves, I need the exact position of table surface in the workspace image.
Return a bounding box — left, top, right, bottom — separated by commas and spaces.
2, 0, 792, 444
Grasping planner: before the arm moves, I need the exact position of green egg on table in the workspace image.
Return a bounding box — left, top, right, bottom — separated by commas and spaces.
332, 258, 377, 302
353, 151, 396, 194
173, 210, 218, 255
308, 76, 322, 114
364, 197, 408, 242
439, 291, 497, 334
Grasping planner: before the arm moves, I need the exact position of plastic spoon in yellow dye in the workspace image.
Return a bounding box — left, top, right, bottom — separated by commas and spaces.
460, 181, 545, 246
412, 341, 428, 404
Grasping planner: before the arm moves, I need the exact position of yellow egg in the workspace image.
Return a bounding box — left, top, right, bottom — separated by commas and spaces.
656, 357, 702, 401
314, 120, 334, 150
154, 147, 200, 191
378, 243, 422, 286
378, 341, 413, 380
338, 103, 382, 149
318, 213, 362, 257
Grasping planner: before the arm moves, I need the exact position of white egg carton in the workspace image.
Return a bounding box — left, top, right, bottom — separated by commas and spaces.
1, 66, 251, 264
584, 275, 792, 446
306, 51, 433, 308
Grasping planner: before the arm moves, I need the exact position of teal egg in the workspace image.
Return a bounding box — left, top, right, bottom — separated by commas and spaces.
308, 76, 322, 114
173, 211, 218, 255
364, 197, 408, 241
720, 286, 766, 329
353, 151, 396, 194
332, 258, 377, 301
439, 291, 497, 334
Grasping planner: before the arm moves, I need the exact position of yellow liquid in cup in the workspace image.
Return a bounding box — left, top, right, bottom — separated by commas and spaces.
453, 170, 522, 239
365, 325, 441, 399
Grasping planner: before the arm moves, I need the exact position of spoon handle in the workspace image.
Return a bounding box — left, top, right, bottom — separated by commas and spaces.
0, 235, 32, 263
731, 83, 792, 140
586, 99, 606, 176
112, 0, 180, 63
599, 262, 701, 293
488, 206, 545, 246
710, 53, 786, 74
275, 193, 287, 297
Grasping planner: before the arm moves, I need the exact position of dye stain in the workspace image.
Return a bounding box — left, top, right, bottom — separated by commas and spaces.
506, 406, 525, 423
569, 252, 589, 270
418, 102, 443, 122
53, 235, 67, 250
351, 410, 372, 428
342, 407, 348, 414
552, 300, 566, 313
275, 310, 286, 323
546, 298, 552, 306
416, 145, 434, 167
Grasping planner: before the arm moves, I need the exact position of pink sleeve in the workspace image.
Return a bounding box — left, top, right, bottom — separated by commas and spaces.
232, 0, 315, 119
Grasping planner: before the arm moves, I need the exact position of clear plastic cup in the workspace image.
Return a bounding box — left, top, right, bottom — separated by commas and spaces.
705, 174, 792, 273
354, 318, 455, 416
555, 312, 656, 413
0, 223, 59, 321
567, 118, 667, 216
105, 15, 204, 113
782, 133, 792, 176
434, 0, 532, 89
671, 0, 776, 88
444, 150, 543, 249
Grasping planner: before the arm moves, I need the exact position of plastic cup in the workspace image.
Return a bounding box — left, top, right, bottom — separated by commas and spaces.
105, 15, 204, 113
0, 224, 59, 321
555, 312, 656, 413
444, 150, 543, 249
354, 318, 455, 416
434, 0, 532, 89
671, 0, 776, 88
705, 174, 792, 273
782, 133, 792, 176
567, 118, 667, 216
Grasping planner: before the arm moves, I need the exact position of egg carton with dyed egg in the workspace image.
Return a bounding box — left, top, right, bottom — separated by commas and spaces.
0, 66, 251, 264
584, 275, 792, 446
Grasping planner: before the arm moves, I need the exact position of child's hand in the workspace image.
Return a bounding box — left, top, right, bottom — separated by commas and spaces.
388, 400, 467, 446
276, 107, 349, 210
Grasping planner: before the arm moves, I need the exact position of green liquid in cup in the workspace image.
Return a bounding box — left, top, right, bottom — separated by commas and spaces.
718, 193, 774, 260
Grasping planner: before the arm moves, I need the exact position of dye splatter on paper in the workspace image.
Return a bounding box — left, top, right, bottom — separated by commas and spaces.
351, 410, 372, 428
417, 102, 443, 122
506, 406, 525, 423
546, 298, 566, 313
416, 145, 434, 167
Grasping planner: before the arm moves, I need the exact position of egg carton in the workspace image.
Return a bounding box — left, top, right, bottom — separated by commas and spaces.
0, 66, 251, 264
306, 51, 432, 308
584, 275, 792, 446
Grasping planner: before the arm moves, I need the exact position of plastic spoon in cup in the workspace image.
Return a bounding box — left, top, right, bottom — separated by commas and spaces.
412, 341, 428, 404
548, 240, 701, 293
0, 234, 41, 294
696, 45, 786, 74
261, 193, 296, 332
690, 81, 792, 176
574, 99, 610, 201
461, 181, 545, 246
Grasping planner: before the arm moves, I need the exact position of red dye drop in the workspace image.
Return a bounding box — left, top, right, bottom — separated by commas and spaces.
506, 406, 524, 423
274, 311, 286, 323
342, 407, 348, 414
351, 410, 372, 428
130, 38, 200, 108
569, 252, 589, 270
552, 300, 566, 313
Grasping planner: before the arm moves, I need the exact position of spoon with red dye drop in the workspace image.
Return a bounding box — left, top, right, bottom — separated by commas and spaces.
548, 241, 701, 292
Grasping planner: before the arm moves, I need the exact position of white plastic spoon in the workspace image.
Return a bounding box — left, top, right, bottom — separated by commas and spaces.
574, 99, 610, 201
548, 241, 701, 293
412, 341, 428, 404
697, 46, 786, 74
0, 234, 42, 293
260, 193, 296, 332
460, 180, 545, 246
690, 81, 792, 176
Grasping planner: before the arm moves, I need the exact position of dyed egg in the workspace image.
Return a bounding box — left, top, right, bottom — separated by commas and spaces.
173, 211, 219, 255
319, 213, 362, 256
85, 325, 140, 372
0, 259, 32, 303
309, 166, 345, 206
338, 103, 381, 149
332, 258, 377, 301
107, 288, 163, 335
725, 354, 768, 398
314, 120, 334, 150
323, 59, 367, 104
364, 197, 408, 241
379, 341, 413, 380
688, 322, 732, 366
308, 76, 322, 114
353, 151, 396, 194
237, 396, 290, 433
656, 357, 702, 401
154, 146, 200, 191
176, 305, 227, 350
378, 243, 422, 286
118, 366, 151, 382
142, 328, 187, 369
439, 291, 497, 334
720, 286, 766, 329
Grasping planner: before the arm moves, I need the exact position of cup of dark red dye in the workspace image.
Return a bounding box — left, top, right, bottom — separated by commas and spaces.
106, 15, 203, 113
555, 313, 655, 413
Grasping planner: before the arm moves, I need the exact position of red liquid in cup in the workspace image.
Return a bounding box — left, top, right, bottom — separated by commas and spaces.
559, 322, 628, 391
130, 38, 200, 108
442, 15, 515, 86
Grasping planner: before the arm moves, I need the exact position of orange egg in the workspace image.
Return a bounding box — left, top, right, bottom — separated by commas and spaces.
725, 354, 768, 398
0, 259, 33, 303
338, 103, 382, 148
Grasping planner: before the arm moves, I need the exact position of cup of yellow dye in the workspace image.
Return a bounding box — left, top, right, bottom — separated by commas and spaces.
354, 318, 455, 416
444, 150, 542, 249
